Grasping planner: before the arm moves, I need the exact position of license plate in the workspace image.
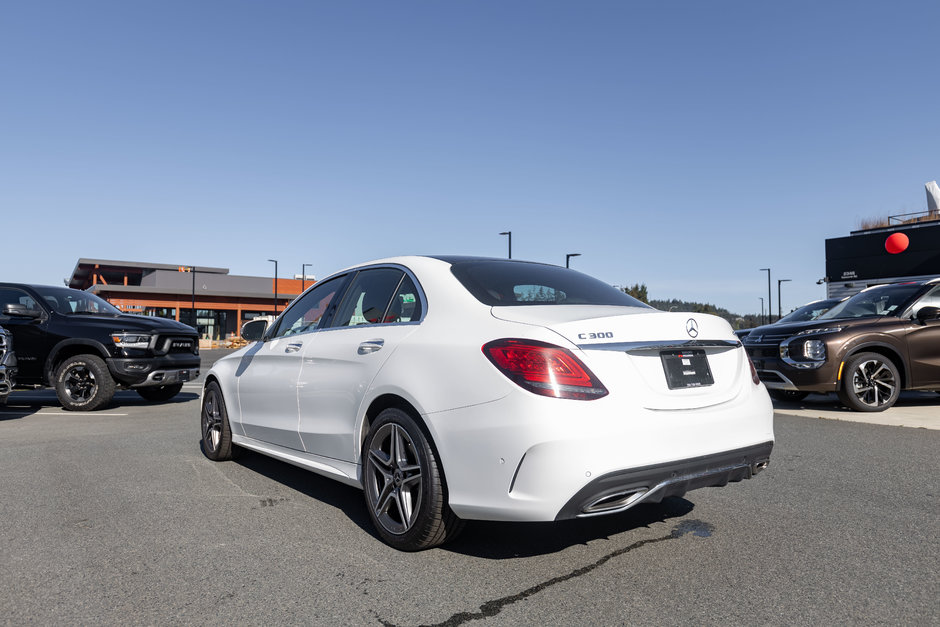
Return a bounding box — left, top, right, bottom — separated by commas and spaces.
660, 349, 714, 389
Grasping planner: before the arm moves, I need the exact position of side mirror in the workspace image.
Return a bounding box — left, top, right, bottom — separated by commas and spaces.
915, 306, 940, 322
3, 303, 42, 318
241, 319, 269, 342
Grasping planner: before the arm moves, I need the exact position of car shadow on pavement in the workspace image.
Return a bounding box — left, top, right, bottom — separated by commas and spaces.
773, 390, 940, 412
445, 497, 695, 559
0, 389, 200, 414
232, 448, 696, 558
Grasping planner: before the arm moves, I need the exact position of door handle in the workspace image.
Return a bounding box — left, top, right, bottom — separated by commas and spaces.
285, 342, 303, 353
358, 339, 385, 355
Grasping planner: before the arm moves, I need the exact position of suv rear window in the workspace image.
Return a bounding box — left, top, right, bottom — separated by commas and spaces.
448, 259, 650, 308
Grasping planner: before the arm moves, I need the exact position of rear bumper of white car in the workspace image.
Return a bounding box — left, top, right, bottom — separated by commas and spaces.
553, 440, 772, 520
428, 383, 774, 522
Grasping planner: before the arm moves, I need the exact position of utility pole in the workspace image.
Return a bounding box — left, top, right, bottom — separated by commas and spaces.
268, 259, 279, 314
778, 279, 791, 319
760, 268, 772, 323
499, 231, 512, 259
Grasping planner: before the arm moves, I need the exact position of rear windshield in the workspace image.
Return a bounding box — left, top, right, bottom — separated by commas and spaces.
449, 259, 651, 308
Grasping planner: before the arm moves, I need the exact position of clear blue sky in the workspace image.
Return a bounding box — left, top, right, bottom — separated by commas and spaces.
2, 1, 938, 316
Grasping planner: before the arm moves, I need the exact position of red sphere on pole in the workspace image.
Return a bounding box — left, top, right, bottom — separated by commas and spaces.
885, 233, 909, 254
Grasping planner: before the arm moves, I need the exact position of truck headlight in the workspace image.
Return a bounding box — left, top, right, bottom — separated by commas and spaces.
111, 333, 152, 349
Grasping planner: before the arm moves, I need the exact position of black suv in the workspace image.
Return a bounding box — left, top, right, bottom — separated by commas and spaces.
744, 278, 940, 411
0, 283, 200, 411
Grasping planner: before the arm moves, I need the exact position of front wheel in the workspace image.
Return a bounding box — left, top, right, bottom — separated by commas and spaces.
55, 355, 115, 411
837, 352, 901, 412
362, 408, 463, 551
136, 383, 184, 403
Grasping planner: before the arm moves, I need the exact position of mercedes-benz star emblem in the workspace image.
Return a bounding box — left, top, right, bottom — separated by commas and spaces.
686, 318, 699, 338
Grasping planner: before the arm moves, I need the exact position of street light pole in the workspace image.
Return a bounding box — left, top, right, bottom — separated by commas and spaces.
760, 268, 772, 323
759, 297, 764, 324
778, 279, 792, 319
499, 231, 512, 259
268, 259, 279, 314
565, 253, 581, 268
302, 263, 313, 292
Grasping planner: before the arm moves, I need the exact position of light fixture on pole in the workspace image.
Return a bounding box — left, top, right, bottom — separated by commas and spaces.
565, 253, 581, 268
499, 231, 512, 259
759, 268, 771, 324
777, 279, 791, 319
268, 259, 279, 314
302, 263, 313, 292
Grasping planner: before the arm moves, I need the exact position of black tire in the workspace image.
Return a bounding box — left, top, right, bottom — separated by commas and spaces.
837, 352, 901, 412
362, 407, 463, 551
136, 383, 184, 403
768, 389, 809, 402
55, 354, 115, 411
201, 381, 240, 461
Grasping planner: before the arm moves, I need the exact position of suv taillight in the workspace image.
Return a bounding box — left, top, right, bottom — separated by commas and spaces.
482, 339, 608, 400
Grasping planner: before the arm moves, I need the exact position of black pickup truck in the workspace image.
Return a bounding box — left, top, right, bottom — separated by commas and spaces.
0, 283, 200, 410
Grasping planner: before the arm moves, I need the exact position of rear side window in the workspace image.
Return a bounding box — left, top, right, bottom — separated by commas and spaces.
331, 268, 408, 327
449, 260, 651, 308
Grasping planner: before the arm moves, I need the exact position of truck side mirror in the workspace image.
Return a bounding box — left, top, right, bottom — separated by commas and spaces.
241, 319, 269, 342
3, 303, 42, 318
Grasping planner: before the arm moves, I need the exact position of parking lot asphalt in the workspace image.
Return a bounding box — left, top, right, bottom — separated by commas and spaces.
1, 349, 937, 625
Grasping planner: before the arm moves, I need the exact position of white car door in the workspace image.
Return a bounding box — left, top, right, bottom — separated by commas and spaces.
236, 275, 348, 449
297, 268, 423, 461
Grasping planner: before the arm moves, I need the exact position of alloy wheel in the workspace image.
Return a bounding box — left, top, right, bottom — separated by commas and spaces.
365, 423, 424, 535
63, 365, 97, 403
849, 358, 898, 408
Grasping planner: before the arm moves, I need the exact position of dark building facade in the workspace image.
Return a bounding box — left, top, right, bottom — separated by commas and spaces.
68, 259, 310, 341
824, 219, 940, 299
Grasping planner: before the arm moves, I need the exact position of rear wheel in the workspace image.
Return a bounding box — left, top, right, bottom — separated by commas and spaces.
837, 352, 901, 412
768, 389, 809, 402
55, 355, 115, 411
362, 407, 463, 551
137, 383, 184, 403
201, 381, 240, 461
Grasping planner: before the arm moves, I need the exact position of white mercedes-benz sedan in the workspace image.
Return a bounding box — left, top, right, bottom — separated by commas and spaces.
200, 256, 774, 551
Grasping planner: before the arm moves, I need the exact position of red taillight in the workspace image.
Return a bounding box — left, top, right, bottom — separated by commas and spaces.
482, 339, 608, 400
747, 354, 761, 386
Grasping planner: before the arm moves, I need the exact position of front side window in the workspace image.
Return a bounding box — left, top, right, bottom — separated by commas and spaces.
331, 268, 408, 327
911, 285, 940, 317
271, 275, 347, 339
0, 288, 39, 313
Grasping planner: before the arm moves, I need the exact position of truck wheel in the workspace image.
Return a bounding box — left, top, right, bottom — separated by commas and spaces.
55, 355, 115, 411
136, 384, 184, 403
837, 352, 901, 412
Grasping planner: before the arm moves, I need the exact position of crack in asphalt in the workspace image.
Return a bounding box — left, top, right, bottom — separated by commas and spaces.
377, 519, 714, 627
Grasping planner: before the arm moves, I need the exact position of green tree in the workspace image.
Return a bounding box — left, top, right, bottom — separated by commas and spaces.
622, 283, 648, 304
